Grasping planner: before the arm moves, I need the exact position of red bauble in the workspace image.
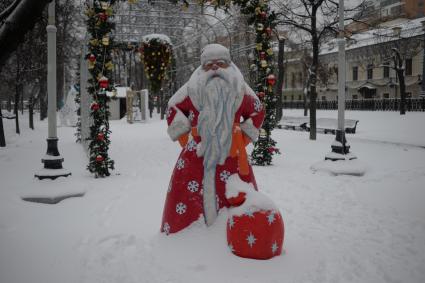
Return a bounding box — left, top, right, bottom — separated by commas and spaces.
95, 155, 104, 162
260, 11, 267, 19
259, 51, 266, 60
91, 102, 100, 111
227, 210, 284, 260
265, 27, 272, 36
267, 74, 276, 86
88, 54, 96, 62
257, 91, 265, 98
99, 76, 109, 89
267, 147, 275, 153
98, 12, 108, 21
97, 133, 105, 141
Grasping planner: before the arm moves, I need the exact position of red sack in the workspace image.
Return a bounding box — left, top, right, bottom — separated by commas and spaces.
226, 191, 284, 260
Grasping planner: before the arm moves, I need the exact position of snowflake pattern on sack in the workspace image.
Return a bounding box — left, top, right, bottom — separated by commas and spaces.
267, 211, 276, 225
176, 158, 185, 170
163, 222, 170, 235
246, 232, 257, 248
220, 170, 231, 182
254, 99, 262, 112
186, 139, 197, 152
271, 241, 279, 254
176, 202, 187, 215
187, 180, 199, 192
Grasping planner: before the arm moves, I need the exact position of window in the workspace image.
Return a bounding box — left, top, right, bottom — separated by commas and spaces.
406, 92, 412, 98
383, 62, 390, 78
291, 73, 296, 88
352, 66, 358, 81
298, 95, 302, 100
291, 95, 294, 100
405, 58, 412, 76
352, 95, 358, 100
283, 96, 287, 100
383, 93, 390, 99
367, 64, 373, 80
321, 96, 327, 101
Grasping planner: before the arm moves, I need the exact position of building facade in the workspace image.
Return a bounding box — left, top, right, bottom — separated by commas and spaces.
282, 17, 425, 102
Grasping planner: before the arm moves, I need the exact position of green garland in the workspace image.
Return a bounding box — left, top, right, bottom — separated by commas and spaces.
85, 0, 116, 177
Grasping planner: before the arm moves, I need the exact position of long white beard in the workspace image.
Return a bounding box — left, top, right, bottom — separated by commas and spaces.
195, 68, 240, 226
197, 75, 237, 168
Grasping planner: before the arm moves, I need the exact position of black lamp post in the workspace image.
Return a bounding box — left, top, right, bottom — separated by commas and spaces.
421, 20, 425, 97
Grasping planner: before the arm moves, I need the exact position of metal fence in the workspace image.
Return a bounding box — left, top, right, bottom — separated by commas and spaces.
283, 98, 425, 111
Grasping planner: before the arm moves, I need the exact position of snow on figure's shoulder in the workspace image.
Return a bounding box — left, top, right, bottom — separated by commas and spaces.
142, 34, 172, 46
225, 174, 278, 217
244, 82, 257, 99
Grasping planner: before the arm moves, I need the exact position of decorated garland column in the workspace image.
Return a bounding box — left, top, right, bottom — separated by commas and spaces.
85, 0, 116, 177
241, 0, 280, 166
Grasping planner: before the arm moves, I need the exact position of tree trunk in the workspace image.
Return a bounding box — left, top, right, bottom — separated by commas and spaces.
0, 108, 5, 147
14, 84, 20, 135
275, 38, 285, 123
393, 49, 406, 115
303, 90, 308, 116
0, 0, 52, 72
309, 10, 319, 140
29, 93, 34, 130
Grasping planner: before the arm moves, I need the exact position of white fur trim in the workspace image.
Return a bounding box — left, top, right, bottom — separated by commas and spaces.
240, 118, 259, 142
167, 108, 191, 141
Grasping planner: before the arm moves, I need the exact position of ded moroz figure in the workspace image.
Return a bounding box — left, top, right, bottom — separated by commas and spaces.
161, 44, 265, 234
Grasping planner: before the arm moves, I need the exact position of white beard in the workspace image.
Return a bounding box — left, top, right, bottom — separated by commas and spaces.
197, 74, 237, 169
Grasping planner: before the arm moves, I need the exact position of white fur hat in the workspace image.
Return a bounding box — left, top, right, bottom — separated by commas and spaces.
200, 44, 231, 65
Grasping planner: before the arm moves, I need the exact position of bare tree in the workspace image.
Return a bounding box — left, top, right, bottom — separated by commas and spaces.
274, 0, 366, 140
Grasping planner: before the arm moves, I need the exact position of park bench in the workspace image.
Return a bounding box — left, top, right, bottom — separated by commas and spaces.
305, 118, 359, 134
0, 111, 16, 120
280, 116, 309, 130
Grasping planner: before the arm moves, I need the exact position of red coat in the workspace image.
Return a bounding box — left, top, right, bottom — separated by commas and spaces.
161, 91, 265, 235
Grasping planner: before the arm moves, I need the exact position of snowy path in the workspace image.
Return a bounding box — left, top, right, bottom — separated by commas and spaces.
1, 112, 425, 283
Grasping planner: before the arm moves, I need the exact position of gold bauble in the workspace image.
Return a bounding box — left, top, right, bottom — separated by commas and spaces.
88, 61, 95, 69
256, 43, 263, 50
105, 7, 113, 16
90, 39, 99, 46
105, 61, 113, 70
85, 8, 95, 17
260, 60, 268, 68
128, 0, 137, 4
102, 36, 110, 46
100, 1, 110, 10
266, 48, 274, 55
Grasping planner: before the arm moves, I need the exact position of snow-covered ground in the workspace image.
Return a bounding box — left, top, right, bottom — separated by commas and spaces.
1, 110, 424, 283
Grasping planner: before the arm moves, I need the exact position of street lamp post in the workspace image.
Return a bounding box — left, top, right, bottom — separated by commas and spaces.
35, 1, 71, 180
325, 0, 356, 161
421, 20, 425, 97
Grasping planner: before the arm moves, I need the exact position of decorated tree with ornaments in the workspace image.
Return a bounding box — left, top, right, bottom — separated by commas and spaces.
85, 0, 116, 177
234, 0, 280, 165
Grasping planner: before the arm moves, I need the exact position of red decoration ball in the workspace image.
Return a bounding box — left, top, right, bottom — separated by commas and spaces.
267, 147, 275, 153
99, 77, 109, 89
95, 155, 104, 162
266, 27, 272, 36
98, 12, 108, 21
97, 133, 105, 141
267, 74, 276, 86
88, 54, 96, 62
260, 11, 267, 19
91, 103, 100, 111
257, 91, 265, 98
259, 51, 266, 60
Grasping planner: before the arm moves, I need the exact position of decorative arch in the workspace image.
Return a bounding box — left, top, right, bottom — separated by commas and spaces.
84, 0, 278, 177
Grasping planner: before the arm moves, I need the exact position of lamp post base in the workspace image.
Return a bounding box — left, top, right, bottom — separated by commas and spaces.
35, 138, 71, 180
325, 130, 356, 161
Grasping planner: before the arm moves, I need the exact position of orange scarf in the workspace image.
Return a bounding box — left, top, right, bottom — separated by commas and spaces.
178, 123, 250, 176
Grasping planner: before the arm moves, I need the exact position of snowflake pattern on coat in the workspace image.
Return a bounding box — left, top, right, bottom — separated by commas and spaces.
162, 93, 265, 235
187, 180, 200, 193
